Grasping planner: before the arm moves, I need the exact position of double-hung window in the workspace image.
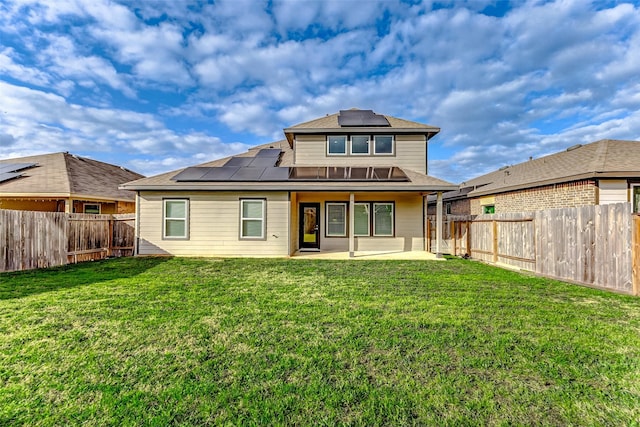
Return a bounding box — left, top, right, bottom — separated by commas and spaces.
353, 202, 394, 237
327, 136, 347, 155
326, 202, 347, 237
163, 199, 189, 239
240, 199, 266, 239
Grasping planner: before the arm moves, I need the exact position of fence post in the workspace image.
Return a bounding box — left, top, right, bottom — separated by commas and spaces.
108, 216, 114, 257
633, 215, 640, 296
450, 219, 456, 256
492, 220, 498, 263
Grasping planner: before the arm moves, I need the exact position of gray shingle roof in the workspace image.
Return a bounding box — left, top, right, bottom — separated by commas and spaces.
0, 152, 144, 201
121, 140, 456, 192
465, 139, 640, 197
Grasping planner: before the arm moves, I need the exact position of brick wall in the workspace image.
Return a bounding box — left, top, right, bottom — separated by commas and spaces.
470, 180, 598, 215
426, 198, 470, 215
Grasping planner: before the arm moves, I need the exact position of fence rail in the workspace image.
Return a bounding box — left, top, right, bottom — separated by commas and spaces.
0, 209, 135, 272
428, 203, 638, 295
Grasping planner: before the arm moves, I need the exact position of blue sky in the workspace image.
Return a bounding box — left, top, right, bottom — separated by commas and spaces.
1, 0, 639, 183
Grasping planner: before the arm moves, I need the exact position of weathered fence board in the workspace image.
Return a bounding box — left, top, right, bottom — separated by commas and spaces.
428, 203, 637, 294
0, 209, 135, 273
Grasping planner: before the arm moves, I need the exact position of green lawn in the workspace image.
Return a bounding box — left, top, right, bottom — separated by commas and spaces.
1, 257, 639, 426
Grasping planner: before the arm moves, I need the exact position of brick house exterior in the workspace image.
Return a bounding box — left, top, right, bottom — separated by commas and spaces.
428, 140, 640, 215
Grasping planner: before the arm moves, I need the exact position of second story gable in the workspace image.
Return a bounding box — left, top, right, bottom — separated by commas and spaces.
283, 109, 440, 175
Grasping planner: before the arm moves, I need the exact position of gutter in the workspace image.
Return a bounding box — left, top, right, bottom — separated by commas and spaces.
120, 184, 458, 192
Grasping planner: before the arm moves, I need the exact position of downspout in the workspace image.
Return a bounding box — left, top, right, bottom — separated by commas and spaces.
436, 191, 443, 258
134, 191, 140, 256
349, 192, 355, 258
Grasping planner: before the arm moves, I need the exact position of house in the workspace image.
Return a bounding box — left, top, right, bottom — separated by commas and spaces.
0, 152, 144, 214
121, 109, 457, 257
427, 139, 640, 215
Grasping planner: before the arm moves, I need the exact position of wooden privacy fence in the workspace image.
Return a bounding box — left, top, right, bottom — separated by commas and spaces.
0, 209, 135, 273
428, 203, 639, 295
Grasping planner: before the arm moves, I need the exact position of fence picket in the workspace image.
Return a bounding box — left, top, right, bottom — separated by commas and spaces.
427, 202, 635, 294
0, 209, 135, 272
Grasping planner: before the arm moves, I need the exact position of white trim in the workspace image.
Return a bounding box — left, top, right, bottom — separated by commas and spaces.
240, 199, 266, 239
327, 135, 348, 156
373, 135, 394, 155
163, 199, 189, 239
349, 135, 370, 155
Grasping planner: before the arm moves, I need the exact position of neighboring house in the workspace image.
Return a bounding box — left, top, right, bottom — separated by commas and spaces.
0, 152, 144, 214
427, 139, 640, 215
121, 109, 456, 257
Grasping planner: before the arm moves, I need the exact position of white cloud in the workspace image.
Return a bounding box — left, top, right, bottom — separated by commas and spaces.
0, 81, 250, 175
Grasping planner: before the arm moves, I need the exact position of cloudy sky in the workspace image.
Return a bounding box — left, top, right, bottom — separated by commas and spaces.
1, 0, 639, 183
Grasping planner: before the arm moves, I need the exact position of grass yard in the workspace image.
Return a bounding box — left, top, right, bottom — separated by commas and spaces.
1, 257, 639, 426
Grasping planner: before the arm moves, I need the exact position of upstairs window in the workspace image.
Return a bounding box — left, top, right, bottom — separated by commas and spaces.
327, 136, 347, 155
350, 135, 370, 155
374, 135, 394, 155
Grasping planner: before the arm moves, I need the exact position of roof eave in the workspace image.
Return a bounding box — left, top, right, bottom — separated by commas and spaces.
121, 183, 457, 192
467, 173, 598, 197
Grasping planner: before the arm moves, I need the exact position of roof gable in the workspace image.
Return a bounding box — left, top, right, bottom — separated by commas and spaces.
283, 109, 440, 146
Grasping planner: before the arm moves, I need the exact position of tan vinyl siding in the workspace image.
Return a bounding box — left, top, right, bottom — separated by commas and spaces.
138, 191, 289, 257
293, 135, 427, 174
599, 180, 628, 205
294, 192, 424, 252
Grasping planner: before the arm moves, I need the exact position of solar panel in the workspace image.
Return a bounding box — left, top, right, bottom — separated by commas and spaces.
171, 167, 210, 181
248, 157, 279, 168
338, 110, 390, 127
0, 162, 37, 174
289, 166, 409, 181
259, 167, 290, 181
201, 167, 239, 180
255, 148, 282, 158
0, 172, 23, 184
229, 167, 266, 181
224, 157, 253, 167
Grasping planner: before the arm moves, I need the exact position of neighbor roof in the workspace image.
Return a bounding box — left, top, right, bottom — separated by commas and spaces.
0, 152, 144, 201
283, 109, 440, 146
464, 139, 640, 197
121, 140, 456, 193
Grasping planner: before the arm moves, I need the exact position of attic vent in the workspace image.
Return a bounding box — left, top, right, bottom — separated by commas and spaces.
566, 144, 582, 152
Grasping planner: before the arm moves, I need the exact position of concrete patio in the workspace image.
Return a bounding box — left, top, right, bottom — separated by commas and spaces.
291, 250, 444, 260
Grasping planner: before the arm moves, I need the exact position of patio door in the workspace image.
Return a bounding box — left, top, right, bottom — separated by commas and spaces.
299, 203, 320, 250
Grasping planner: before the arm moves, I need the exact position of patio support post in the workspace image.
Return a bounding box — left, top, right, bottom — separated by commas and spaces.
349, 192, 355, 258
436, 191, 443, 258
